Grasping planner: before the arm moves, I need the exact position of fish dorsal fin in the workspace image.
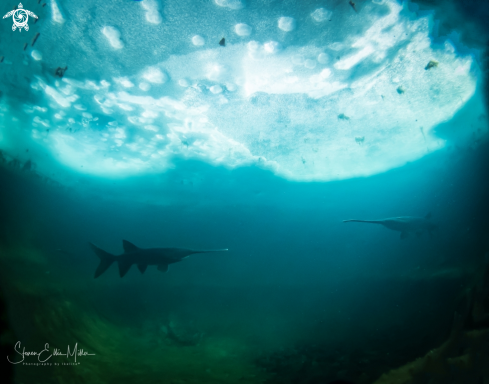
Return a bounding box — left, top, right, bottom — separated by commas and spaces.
425, 212, 432, 220
122, 240, 139, 253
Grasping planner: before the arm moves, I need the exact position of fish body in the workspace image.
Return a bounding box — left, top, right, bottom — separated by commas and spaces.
89, 240, 228, 278
343, 213, 436, 239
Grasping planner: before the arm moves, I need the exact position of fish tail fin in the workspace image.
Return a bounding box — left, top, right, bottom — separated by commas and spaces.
89, 242, 116, 278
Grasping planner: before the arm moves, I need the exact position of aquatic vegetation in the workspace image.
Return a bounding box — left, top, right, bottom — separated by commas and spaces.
6, 285, 265, 384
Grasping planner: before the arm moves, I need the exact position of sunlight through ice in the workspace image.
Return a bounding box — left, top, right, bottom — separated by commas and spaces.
0, 0, 480, 182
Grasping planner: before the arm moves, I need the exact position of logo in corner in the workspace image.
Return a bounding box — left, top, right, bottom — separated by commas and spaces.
3, 3, 38, 32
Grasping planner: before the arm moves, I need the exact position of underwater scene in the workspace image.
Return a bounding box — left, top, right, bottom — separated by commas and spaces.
1, 0, 489, 383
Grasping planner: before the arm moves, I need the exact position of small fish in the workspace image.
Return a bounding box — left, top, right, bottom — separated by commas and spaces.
55, 66, 68, 78
355, 136, 364, 145
425, 60, 438, 70
338, 113, 350, 121
219, 37, 225, 46
397, 85, 405, 94
349, 0, 357, 12
0, 56, 4, 63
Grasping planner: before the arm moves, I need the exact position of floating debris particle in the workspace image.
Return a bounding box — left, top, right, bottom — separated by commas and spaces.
425, 60, 438, 70
0, 56, 4, 63
23, 43, 28, 51
55, 66, 68, 78
42, 3, 46, 7
397, 86, 405, 94
31, 32, 40, 47
219, 37, 225, 46
355, 136, 365, 145
338, 113, 350, 121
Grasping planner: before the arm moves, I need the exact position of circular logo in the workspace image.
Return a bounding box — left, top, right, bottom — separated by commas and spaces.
3, 3, 38, 32
12, 9, 28, 29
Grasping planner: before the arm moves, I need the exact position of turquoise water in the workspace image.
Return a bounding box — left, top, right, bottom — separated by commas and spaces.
1, 1, 489, 383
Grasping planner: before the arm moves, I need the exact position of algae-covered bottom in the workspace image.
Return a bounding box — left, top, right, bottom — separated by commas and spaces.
1, 241, 476, 384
